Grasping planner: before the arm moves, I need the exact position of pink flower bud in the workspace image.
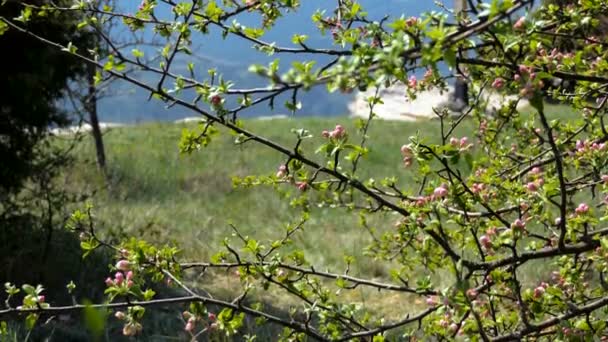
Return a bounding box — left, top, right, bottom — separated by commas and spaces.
479, 235, 492, 249
208, 312, 216, 321
408, 75, 417, 88
491, 78, 505, 89
575, 203, 589, 215
296, 181, 308, 192
126, 280, 134, 288
531, 167, 542, 175
433, 185, 448, 198
526, 182, 538, 192
116, 260, 130, 271
533, 286, 545, 298
184, 321, 195, 332
115, 311, 126, 320
450, 137, 459, 146
403, 156, 413, 167
405, 16, 417, 27
400, 144, 412, 156
115, 272, 124, 283
105, 277, 114, 287
518, 65, 529, 74
276, 164, 287, 178
512, 218, 526, 230
513, 16, 526, 30
514, 74, 521, 82
126, 271, 134, 281
466, 288, 478, 299
321, 130, 330, 138
426, 296, 438, 306
123, 323, 138, 336
210, 95, 222, 106
459, 137, 469, 148
38, 295, 45, 303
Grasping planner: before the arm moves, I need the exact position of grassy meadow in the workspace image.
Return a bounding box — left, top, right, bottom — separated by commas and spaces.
54, 104, 578, 335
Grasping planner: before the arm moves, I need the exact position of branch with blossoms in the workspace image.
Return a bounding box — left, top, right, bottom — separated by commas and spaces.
4, 0, 608, 340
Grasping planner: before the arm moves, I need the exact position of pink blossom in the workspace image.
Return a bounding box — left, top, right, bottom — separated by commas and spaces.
575, 203, 589, 215
116, 260, 130, 271
513, 16, 526, 30
126, 280, 134, 288
514, 74, 521, 82
408, 75, 417, 88
126, 271, 134, 281
321, 130, 330, 138
471, 183, 485, 194
491, 78, 505, 89
208, 312, 216, 321
518, 64, 530, 74
449, 137, 459, 146
38, 295, 45, 303
531, 167, 542, 175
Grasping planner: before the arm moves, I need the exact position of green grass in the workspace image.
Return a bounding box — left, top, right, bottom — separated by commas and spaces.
68, 117, 474, 269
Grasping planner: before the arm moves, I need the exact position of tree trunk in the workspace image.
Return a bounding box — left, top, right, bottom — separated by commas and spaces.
86, 61, 107, 174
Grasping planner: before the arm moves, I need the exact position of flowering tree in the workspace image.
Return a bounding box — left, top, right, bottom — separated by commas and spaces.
2, 0, 608, 340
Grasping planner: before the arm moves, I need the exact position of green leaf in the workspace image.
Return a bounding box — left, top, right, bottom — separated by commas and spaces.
83, 300, 107, 338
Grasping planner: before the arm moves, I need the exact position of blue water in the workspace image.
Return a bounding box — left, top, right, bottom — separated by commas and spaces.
99, 1, 445, 123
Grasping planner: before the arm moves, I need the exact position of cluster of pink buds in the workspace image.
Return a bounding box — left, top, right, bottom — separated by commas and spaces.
276, 165, 287, 178
322, 124, 346, 140
183, 311, 217, 333
105, 270, 135, 288
401, 144, 414, 167
575, 139, 606, 153
449, 137, 472, 151
471, 183, 485, 194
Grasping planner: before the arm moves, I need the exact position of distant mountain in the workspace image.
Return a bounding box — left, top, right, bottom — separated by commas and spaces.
98, 0, 441, 123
